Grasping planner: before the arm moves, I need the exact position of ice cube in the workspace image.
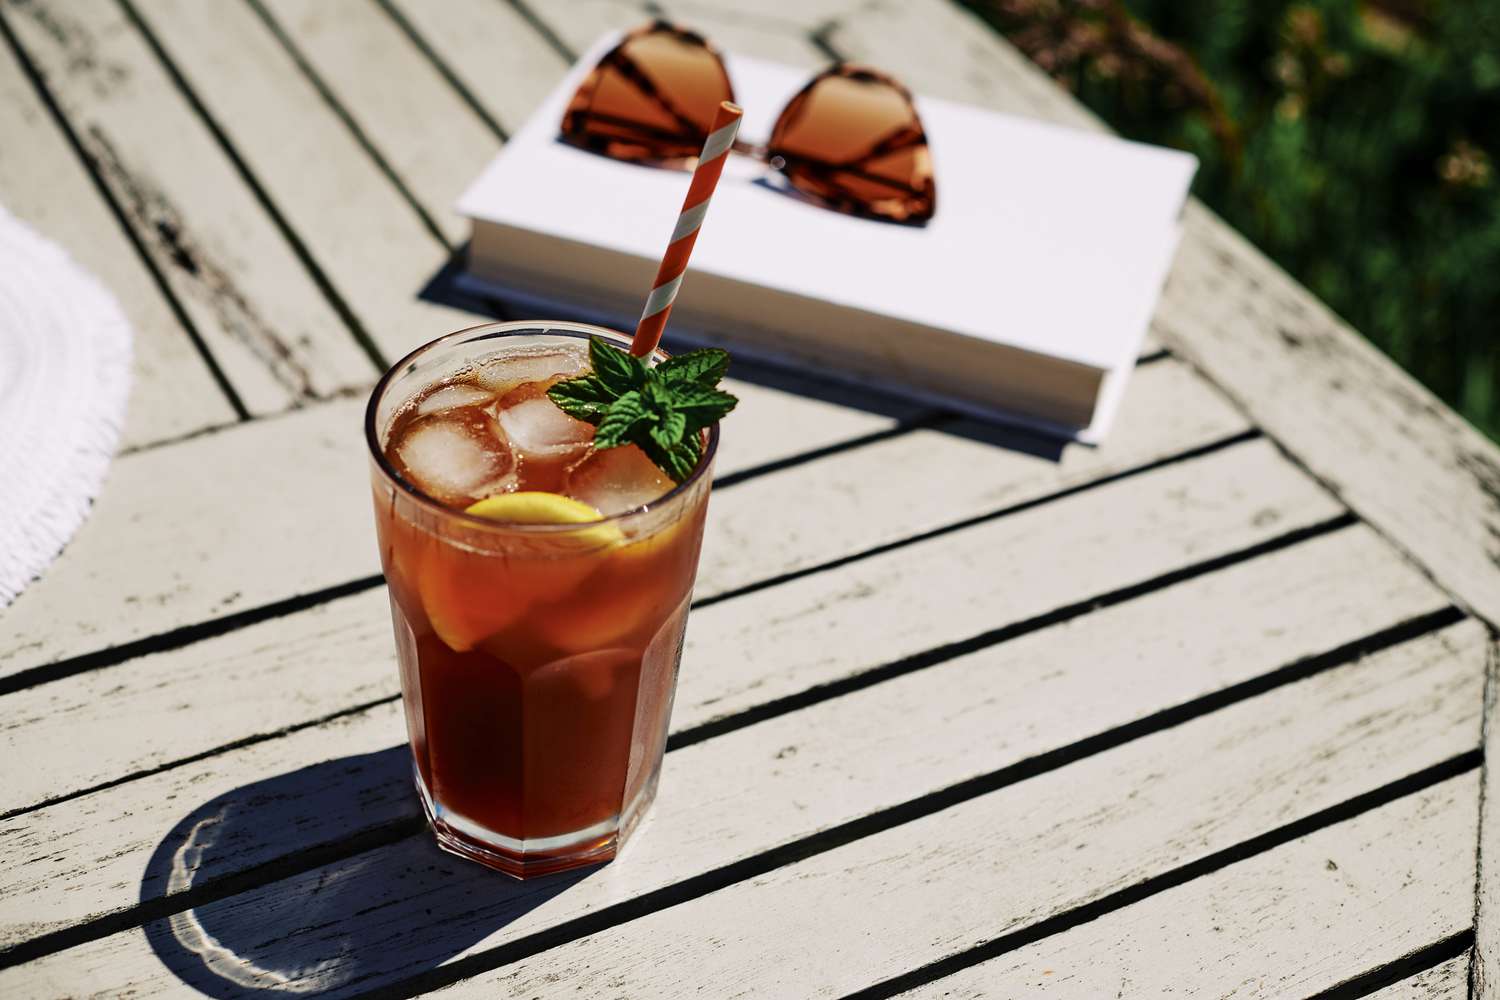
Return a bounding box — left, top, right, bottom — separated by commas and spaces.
474, 349, 587, 394
496, 397, 593, 461
390, 407, 516, 506
563, 444, 675, 516
415, 383, 493, 416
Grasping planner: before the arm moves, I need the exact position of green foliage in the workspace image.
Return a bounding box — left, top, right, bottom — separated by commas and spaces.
971, 0, 1500, 441
548, 338, 737, 482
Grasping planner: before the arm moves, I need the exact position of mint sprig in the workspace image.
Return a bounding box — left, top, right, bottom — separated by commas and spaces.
548, 337, 738, 482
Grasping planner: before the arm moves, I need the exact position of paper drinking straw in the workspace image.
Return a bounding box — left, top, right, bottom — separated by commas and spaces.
630, 101, 744, 357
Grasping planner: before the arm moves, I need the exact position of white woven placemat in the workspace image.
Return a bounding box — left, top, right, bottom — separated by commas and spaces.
0, 206, 132, 606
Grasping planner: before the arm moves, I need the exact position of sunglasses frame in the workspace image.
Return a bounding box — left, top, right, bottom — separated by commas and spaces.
560, 20, 936, 223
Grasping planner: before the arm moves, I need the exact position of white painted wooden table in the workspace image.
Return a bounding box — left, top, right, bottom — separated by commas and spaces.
3, 1, 1499, 997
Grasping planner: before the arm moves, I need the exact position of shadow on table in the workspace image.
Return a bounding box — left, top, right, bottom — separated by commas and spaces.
420, 248, 939, 424
140, 747, 598, 998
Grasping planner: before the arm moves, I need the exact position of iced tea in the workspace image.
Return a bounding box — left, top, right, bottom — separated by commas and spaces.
365, 321, 715, 878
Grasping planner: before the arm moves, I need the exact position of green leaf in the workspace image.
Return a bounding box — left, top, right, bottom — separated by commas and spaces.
640, 429, 703, 483
546, 376, 614, 424
589, 336, 647, 396
649, 409, 687, 451
535, 336, 736, 481
657, 348, 729, 388
594, 390, 648, 449
670, 385, 738, 433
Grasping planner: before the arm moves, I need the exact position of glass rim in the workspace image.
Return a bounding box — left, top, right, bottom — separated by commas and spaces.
364, 319, 720, 534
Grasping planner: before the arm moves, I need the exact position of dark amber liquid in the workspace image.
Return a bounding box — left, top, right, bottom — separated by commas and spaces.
373, 364, 710, 872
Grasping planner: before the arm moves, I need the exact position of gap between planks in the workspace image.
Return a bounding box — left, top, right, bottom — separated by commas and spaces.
0, 358, 1243, 687
0, 520, 1464, 973
0, 436, 1348, 822
5, 614, 1480, 996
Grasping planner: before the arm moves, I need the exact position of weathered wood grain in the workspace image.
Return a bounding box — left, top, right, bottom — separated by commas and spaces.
0, 434, 1339, 818
832, 0, 1500, 632
1475, 634, 1500, 998
900, 777, 1479, 998
0, 379, 892, 683
1367, 955, 1470, 1000
693, 360, 1246, 595
406, 625, 1488, 998
0, 700, 410, 951
0, 358, 1240, 681
641, 0, 828, 67
0, 522, 1437, 950
381, 0, 587, 134
430, 627, 1484, 1000
255, 0, 498, 246
0, 588, 392, 817
841, 7, 1500, 976
635, 0, 871, 33
0, 37, 233, 449
1161, 203, 1500, 630
4, 573, 1473, 998
0, 0, 377, 415
0, 399, 372, 682
127, 0, 475, 364
505, 0, 648, 59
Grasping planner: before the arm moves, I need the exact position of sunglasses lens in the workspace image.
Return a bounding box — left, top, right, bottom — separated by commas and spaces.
769, 69, 935, 221
562, 24, 734, 163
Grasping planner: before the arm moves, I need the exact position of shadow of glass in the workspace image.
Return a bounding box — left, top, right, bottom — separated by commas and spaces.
140, 747, 596, 998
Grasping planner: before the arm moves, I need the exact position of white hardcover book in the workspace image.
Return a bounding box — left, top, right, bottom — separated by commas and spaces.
458, 32, 1196, 442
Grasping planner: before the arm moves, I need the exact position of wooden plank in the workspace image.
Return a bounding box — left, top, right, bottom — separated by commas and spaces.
682, 437, 1341, 724
1, 0, 377, 415
1476, 634, 1500, 998
0, 398, 373, 681
128, 0, 475, 365
381, 0, 583, 134
0, 522, 1446, 951
650, 1, 828, 67
0, 700, 410, 951
254, 0, 499, 245
842, 3, 1500, 968
631, 0, 870, 33
0, 39, 234, 448
432, 626, 1487, 1000
693, 359, 1246, 596
899, 782, 1478, 997
1367, 956, 1470, 1000
4, 565, 1471, 998
0, 434, 1341, 818
0, 372, 907, 683
0, 588, 391, 817
0, 358, 1242, 681
503, 0, 647, 59
831, 0, 1500, 632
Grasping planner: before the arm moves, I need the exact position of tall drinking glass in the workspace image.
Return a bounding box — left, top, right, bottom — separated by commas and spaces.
365, 321, 715, 878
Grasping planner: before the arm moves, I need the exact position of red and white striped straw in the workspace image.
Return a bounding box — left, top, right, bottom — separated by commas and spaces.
630, 100, 744, 357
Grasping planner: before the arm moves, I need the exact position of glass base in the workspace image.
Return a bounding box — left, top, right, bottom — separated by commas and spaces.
412, 762, 658, 879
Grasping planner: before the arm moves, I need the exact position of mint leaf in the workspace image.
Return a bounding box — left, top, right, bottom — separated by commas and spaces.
544, 336, 737, 482
671, 385, 738, 433
657, 348, 729, 389
547, 376, 614, 423
589, 336, 647, 396
640, 429, 702, 482
594, 390, 648, 449
649, 409, 687, 452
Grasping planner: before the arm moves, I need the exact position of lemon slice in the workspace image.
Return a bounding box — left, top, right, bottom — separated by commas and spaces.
465, 492, 623, 547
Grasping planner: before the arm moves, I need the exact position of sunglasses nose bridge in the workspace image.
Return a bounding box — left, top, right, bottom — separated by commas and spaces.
732, 137, 771, 162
